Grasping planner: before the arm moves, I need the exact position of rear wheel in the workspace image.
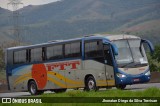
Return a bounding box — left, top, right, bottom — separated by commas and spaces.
116, 85, 126, 90
28, 81, 44, 95
51, 89, 67, 93
84, 76, 97, 91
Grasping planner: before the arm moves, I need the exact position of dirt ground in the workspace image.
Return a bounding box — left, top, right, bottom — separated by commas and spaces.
0, 72, 160, 93
150, 72, 160, 83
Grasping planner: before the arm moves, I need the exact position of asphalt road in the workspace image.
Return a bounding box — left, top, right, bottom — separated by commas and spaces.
0, 83, 160, 97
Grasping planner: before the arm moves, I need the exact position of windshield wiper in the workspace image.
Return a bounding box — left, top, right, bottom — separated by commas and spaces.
121, 61, 134, 68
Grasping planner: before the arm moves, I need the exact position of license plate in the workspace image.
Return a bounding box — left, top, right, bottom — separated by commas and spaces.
134, 78, 140, 82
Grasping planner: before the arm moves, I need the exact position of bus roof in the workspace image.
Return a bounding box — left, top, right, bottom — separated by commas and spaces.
104, 34, 141, 41
7, 34, 140, 51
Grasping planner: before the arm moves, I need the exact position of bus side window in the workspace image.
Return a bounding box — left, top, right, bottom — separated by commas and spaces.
46, 45, 63, 60
42, 47, 46, 61
65, 42, 81, 58
14, 50, 27, 64
30, 48, 42, 62
65, 43, 71, 58
85, 41, 103, 58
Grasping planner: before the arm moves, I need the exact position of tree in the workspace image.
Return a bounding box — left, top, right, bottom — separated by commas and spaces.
148, 45, 160, 72
152, 45, 160, 62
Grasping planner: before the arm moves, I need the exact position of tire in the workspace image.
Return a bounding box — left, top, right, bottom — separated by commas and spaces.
84, 76, 97, 91
116, 85, 126, 90
28, 81, 44, 95
52, 89, 67, 93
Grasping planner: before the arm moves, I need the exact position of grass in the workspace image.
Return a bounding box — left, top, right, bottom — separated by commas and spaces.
41, 87, 160, 97
1, 87, 160, 106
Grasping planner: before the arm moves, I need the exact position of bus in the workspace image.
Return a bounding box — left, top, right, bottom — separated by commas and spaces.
5, 34, 154, 95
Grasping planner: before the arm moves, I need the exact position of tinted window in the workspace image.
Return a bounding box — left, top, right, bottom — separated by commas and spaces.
47, 45, 63, 60
31, 48, 42, 62
14, 50, 27, 64
104, 45, 113, 66
85, 40, 103, 58
65, 42, 81, 58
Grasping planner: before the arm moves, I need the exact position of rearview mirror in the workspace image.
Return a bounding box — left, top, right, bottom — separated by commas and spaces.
111, 43, 118, 56
141, 39, 154, 54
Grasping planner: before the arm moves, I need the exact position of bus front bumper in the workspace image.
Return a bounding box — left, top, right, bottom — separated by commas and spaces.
116, 74, 151, 85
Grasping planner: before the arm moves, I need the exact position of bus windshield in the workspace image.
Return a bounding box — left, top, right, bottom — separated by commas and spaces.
114, 39, 148, 68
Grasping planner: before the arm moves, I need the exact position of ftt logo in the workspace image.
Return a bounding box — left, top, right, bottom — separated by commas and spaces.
46, 61, 80, 71
2, 98, 11, 103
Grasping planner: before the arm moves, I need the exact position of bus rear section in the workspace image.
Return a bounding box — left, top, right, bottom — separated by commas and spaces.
5, 41, 86, 95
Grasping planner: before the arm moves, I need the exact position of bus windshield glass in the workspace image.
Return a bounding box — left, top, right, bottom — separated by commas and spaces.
114, 39, 148, 68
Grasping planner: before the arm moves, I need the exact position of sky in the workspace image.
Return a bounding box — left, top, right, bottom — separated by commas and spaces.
0, 0, 60, 10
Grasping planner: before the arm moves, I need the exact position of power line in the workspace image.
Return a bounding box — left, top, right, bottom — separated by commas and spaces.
7, 0, 24, 45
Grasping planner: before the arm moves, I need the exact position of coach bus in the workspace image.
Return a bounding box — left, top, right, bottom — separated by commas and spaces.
5, 34, 154, 95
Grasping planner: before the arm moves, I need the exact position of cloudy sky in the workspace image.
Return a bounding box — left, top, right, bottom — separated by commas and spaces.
0, 0, 60, 10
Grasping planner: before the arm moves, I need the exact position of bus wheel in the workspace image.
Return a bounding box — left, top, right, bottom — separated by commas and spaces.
116, 85, 126, 90
52, 89, 67, 93
28, 81, 44, 95
85, 76, 97, 91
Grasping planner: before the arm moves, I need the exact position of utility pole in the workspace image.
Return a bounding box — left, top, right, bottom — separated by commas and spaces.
7, 0, 24, 46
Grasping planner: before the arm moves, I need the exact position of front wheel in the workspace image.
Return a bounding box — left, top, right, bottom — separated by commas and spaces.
28, 81, 44, 95
84, 76, 98, 91
116, 85, 126, 90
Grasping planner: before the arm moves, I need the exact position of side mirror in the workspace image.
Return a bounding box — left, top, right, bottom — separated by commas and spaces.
111, 43, 118, 56
141, 39, 154, 54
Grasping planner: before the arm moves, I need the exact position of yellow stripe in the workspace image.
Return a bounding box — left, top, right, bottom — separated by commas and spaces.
48, 71, 83, 85
97, 80, 115, 86
97, 83, 115, 86
48, 77, 66, 88
48, 77, 83, 88
97, 80, 115, 83
13, 71, 115, 88
15, 73, 31, 83
14, 76, 31, 87
97, 84, 115, 86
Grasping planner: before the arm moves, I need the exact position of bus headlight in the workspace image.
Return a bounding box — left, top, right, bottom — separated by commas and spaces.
145, 71, 150, 76
117, 73, 126, 78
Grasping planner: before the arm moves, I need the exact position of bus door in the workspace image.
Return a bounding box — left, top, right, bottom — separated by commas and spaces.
103, 44, 115, 87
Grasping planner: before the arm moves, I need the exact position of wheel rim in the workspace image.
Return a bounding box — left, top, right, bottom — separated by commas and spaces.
88, 80, 95, 90
30, 84, 36, 94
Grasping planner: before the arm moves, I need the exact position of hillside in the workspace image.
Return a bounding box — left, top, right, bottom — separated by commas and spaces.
0, 0, 160, 44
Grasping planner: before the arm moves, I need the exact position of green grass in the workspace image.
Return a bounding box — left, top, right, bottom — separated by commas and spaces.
1, 87, 160, 106
41, 87, 160, 97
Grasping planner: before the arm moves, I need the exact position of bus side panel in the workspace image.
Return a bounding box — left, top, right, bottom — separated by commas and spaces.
105, 65, 116, 86
9, 65, 32, 92
79, 60, 115, 87
44, 59, 84, 89
44, 64, 67, 90
65, 60, 84, 88
81, 60, 108, 87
